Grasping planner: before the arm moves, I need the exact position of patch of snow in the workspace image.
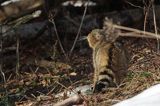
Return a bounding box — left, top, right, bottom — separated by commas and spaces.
62, 0, 96, 7
114, 84, 160, 106
55, 85, 92, 98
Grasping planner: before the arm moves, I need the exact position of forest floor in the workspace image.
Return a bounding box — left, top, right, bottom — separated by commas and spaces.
0, 36, 160, 106
1, 0, 160, 106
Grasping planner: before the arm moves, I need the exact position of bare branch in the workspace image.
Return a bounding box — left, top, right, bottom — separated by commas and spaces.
104, 20, 160, 39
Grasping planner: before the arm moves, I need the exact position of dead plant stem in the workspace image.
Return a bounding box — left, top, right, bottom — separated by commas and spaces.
152, 1, 159, 52
0, 24, 6, 83
16, 31, 20, 76
69, 0, 89, 56
50, 19, 68, 59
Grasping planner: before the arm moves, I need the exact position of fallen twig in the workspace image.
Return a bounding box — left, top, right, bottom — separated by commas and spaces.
54, 95, 84, 106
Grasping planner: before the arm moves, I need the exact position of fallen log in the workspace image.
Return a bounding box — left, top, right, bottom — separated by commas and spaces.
0, 0, 43, 23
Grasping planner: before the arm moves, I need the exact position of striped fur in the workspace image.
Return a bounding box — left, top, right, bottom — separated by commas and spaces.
87, 29, 129, 92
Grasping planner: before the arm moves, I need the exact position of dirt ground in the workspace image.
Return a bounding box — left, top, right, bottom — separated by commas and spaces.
0, 36, 160, 106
